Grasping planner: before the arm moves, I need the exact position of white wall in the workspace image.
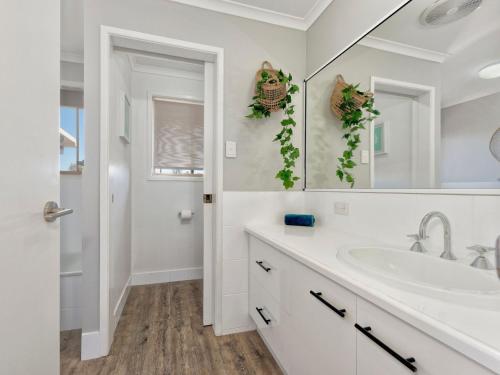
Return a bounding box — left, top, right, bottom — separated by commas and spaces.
60, 175, 83, 331
442, 92, 500, 186
83, 0, 306, 334
108, 52, 132, 334
61, 174, 83, 273
306, 0, 408, 75
61, 61, 84, 86
130, 70, 204, 284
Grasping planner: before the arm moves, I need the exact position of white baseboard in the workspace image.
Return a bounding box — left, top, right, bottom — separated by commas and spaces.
221, 322, 256, 336
81, 330, 101, 360
113, 275, 131, 318
131, 267, 202, 286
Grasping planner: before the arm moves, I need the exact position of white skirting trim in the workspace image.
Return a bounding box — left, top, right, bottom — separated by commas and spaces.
81, 330, 101, 360
131, 267, 203, 286
113, 275, 131, 318
220, 323, 256, 336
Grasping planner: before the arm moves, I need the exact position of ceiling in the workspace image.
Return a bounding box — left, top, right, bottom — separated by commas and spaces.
60, 0, 332, 61
61, 0, 84, 61
369, 0, 500, 107
169, 0, 333, 30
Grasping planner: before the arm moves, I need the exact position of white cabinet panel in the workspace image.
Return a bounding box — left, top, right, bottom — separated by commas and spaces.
287, 260, 357, 375
356, 298, 494, 375
249, 236, 283, 303
249, 275, 291, 373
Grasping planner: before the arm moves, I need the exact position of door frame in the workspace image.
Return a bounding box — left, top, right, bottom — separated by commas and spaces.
370, 76, 436, 188
99, 25, 224, 356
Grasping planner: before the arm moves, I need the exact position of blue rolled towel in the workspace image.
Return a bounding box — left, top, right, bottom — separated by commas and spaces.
284, 214, 315, 227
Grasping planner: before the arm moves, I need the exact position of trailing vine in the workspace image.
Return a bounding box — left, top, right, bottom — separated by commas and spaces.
336, 84, 379, 188
246, 69, 300, 190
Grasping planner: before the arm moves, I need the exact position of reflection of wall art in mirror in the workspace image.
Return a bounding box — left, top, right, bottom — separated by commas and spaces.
374, 122, 389, 155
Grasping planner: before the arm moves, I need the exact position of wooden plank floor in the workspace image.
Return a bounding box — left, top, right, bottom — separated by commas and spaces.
61, 280, 283, 375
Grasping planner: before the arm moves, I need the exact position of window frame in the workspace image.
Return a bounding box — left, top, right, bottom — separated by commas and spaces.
60, 104, 84, 175
147, 92, 204, 181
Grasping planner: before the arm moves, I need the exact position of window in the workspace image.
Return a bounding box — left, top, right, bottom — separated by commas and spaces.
152, 97, 204, 177
60, 89, 84, 173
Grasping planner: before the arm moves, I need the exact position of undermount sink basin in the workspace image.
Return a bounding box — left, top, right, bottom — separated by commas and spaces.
337, 247, 500, 307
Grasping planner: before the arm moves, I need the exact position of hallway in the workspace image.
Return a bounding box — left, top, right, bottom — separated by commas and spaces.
60, 280, 282, 375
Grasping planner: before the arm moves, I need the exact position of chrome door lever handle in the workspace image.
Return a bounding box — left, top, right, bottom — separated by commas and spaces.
43, 201, 74, 222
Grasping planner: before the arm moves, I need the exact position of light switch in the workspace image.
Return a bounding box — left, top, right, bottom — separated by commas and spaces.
361, 150, 370, 164
225, 141, 237, 158
334, 201, 349, 216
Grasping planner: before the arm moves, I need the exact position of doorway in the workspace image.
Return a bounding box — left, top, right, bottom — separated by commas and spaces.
97, 26, 224, 357
370, 77, 436, 189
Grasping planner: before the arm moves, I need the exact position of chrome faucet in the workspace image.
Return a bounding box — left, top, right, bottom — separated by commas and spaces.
418, 211, 456, 260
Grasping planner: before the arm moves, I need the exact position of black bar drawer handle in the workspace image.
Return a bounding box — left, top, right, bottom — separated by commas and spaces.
256, 260, 271, 272
256, 307, 271, 325
310, 290, 346, 318
355, 324, 417, 373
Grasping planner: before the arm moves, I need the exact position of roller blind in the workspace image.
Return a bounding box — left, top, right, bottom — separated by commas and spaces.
153, 98, 204, 170
60, 89, 83, 108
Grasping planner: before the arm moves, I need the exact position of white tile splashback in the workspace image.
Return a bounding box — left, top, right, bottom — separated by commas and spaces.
220, 190, 500, 334
221, 191, 305, 333
305, 192, 499, 261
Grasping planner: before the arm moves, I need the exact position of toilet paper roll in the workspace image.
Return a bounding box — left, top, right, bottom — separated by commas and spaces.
180, 209, 193, 219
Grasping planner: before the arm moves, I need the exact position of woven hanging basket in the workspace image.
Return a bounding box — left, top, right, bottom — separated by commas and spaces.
255, 61, 287, 112
330, 75, 373, 120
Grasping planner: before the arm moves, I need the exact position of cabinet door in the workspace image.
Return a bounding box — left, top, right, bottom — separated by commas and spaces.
356, 298, 494, 375
288, 261, 357, 375
249, 273, 291, 373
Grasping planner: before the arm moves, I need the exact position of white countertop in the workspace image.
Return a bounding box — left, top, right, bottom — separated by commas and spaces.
245, 223, 500, 374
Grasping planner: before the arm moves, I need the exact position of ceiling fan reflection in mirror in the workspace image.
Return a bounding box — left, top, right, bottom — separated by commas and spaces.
420, 0, 482, 26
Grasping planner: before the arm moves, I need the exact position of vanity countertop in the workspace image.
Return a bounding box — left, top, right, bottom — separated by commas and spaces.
245, 223, 500, 374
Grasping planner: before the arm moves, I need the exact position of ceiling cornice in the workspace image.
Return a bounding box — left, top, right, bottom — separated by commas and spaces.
169, 0, 333, 31
61, 51, 84, 64
128, 54, 204, 81
358, 36, 450, 63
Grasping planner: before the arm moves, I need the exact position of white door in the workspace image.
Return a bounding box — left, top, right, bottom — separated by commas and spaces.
203, 62, 215, 325
0, 1, 61, 374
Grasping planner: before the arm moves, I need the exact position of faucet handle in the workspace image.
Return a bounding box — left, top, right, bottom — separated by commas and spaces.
407, 234, 426, 253
467, 245, 495, 254
468, 245, 495, 270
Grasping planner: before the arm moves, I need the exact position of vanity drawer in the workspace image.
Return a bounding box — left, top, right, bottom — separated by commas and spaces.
249, 236, 283, 303
249, 273, 291, 372
287, 261, 357, 375
356, 298, 494, 375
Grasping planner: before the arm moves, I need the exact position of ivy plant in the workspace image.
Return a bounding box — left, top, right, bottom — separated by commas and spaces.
246, 69, 300, 190
336, 84, 380, 188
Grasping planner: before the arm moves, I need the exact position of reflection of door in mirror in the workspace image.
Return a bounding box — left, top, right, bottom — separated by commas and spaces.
371, 77, 436, 189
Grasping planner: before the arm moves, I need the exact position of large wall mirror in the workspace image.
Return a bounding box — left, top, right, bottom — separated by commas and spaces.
305, 0, 500, 190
